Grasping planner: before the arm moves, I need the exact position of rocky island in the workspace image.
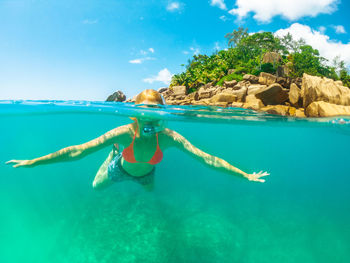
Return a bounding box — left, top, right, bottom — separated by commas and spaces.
109, 29, 350, 118
159, 72, 350, 117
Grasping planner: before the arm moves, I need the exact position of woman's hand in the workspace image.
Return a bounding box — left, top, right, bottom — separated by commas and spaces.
5, 160, 35, 168
246, 171, 270, 183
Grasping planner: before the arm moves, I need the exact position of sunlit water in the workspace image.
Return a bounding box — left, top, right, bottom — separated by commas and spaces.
1, 101, 349, 263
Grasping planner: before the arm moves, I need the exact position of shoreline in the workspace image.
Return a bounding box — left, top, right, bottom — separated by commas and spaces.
118, 72, 350, 118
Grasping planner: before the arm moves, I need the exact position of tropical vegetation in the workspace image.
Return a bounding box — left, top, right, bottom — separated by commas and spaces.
170, 27, 350, 91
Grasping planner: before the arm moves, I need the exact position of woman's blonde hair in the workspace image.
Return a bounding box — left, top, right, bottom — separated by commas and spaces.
135, 89, 164, 105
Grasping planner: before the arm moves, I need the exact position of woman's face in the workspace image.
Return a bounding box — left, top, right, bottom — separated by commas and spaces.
135, 99, 165, 136
136, 99, 162, 108
139, 99, 157, 105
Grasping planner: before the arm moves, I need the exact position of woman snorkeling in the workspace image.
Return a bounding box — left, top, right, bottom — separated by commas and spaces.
6, 89, 269, 189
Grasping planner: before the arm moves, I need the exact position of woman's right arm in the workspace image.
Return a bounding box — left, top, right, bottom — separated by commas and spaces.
6, 125, 129, 168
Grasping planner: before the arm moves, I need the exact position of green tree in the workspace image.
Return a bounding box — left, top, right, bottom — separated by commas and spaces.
279, 33, 306, 54
224, 27, 248, 47
340, 68, 350, 88
170, 29, 349, 91
291, 45, 328, 77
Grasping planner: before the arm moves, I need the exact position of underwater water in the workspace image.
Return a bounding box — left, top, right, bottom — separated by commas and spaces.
1, 100, 350, 263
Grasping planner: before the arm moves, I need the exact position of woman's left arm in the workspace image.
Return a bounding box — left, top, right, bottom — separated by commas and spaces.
165, 129, 269, 183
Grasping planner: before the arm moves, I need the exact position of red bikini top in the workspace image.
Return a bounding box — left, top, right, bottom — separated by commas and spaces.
122, 122, 163, 165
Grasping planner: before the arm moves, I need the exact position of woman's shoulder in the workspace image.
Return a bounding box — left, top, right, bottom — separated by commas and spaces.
160, 128, 184, 139
159, 128, 175, 137
158, 128, 185, 149
106, 123, 134, 138
107, 123, 135, 146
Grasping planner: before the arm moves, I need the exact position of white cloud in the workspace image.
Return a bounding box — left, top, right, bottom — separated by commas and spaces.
219, 15, 228, 21
333, 25, 346, 34
129, 48, 157, 64
229, 0, 338, 23
167, 2, 180, 11
129, 59, 142, 64
183, 47, 200, 55
129, 57, 155, 64
143, 68, 173, 85
190, 47, 200, 55
319, 26, 327, 34
275, 23, 350, 66
210, 0, 227, 10
82, 19, 98, 24
140, 48, 155, 55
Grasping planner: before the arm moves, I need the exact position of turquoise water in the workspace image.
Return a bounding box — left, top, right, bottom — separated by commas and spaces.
1, 101, 350, 263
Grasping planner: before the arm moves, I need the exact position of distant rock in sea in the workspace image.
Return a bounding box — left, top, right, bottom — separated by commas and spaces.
106, 90, 126, 102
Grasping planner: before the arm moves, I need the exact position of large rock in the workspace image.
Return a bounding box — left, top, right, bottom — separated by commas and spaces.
106, 90, 126, 102
174, 95, 186, 100
234, 80, 250, 90
178, 99, 192, 105
255, 83, 289, 105
230, 102, 244, 108
125, 95, 137, 103
171, 86, 187, 96
223, 80, 237, 88
302, 73, 350, 108
211, 102, 229, 107
243, 95, 264, 110
305, 101, 350, 117
335, 80, 343, 86
191, 99, 211, 106
157, 87, 168, 93
185, 91, 199, 101
262, 52, 282, 64
247, 84, 267, 95
210, 92, 237, 103
161, 89, 172, 98
243, 74, 259, 84
198, 86, 216, 99
258, 72, 277, 86
295, 108, 306, 118
229, 86, 247, 102
260, 105, 304, 117
220, 87, 247, 102
289, 83, 302, 107
276, 77, 290, 88
293, 77, 302, 87
261, 105, 290, 116
204, 82, 214, 89
214, 86, 226, 94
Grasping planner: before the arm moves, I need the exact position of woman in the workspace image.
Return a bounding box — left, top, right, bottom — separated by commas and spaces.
6, 89, 269, 189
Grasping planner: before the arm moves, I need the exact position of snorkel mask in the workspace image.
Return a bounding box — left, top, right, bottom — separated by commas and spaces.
140, 118, 166, 136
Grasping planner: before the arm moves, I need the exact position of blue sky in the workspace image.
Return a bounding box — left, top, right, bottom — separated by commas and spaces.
0, 0, 349, 100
